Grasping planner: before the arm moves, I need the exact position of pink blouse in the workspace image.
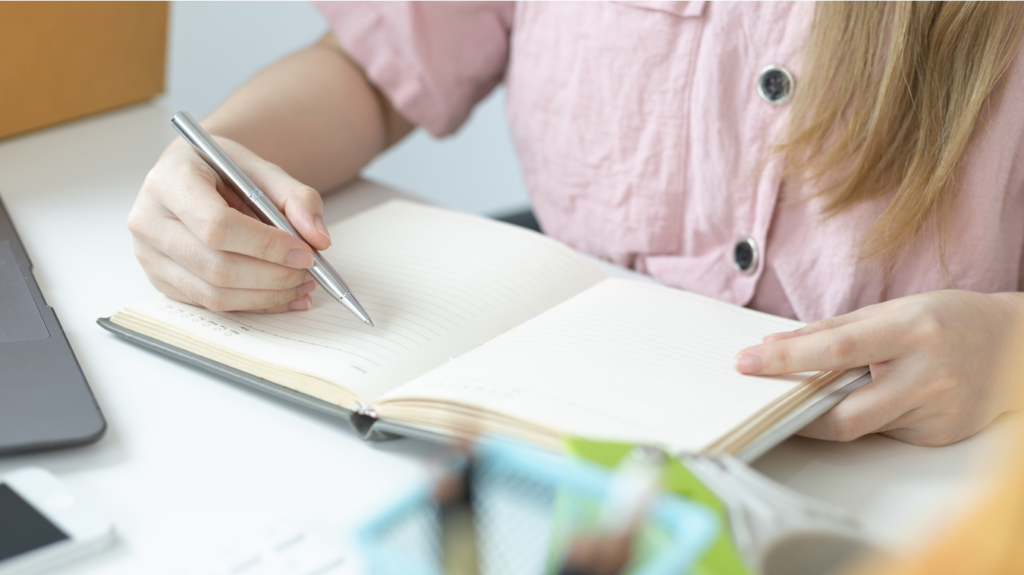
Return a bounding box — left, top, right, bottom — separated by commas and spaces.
316, 2, 1024, 322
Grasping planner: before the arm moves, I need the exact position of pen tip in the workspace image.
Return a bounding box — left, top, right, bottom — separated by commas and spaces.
338, 294, 374, 327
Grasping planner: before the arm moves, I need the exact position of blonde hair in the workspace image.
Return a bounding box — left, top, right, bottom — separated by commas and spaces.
779, 2, 1024, 271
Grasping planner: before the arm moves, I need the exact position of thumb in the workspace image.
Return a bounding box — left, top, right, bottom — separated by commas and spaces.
249, 163, 332, 252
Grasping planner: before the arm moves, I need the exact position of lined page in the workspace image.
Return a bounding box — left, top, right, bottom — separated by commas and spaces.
378, 278, 809, 452
120, 201, 606, 400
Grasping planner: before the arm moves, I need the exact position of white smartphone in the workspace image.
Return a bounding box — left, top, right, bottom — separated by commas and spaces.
0, 467, 114, 575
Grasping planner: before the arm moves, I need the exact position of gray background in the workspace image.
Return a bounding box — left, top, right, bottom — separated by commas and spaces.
159, 1, 530, 216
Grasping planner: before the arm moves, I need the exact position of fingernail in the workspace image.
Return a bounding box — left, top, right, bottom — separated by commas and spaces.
287, 249, 313, 268
314, 216, 331, 243
735, 353, 761, 374
289, 298, 311, 311
298, 280, 316, 296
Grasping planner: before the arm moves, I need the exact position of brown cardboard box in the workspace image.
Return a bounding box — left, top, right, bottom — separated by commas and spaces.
0, 2, 167, 140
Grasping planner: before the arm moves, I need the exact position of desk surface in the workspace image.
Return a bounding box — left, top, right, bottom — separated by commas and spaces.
0, 103, 1014, 573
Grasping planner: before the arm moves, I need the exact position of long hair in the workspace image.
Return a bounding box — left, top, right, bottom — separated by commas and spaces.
778, 2, 1024, 271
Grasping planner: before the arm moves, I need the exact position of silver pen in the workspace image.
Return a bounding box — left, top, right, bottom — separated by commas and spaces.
170, 111, 374, 326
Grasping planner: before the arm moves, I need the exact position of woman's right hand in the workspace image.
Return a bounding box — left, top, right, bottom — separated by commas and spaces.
128, 137, 334, 313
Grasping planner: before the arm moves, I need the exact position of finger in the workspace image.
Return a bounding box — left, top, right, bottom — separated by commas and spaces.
877, 428, 922, 446
230, 155, 331, 251
153, 273, 314, 314
269, 293, 314, 314
145, 251, 317, 312
218, 181, 259, 219
179, 203, 315, 269
876, 407, 978, 447
879, 427, 967, 448
736, 317, 905, 375
135, 219, 312, 290
762, 300, 898, 343
148, 274, 200, 308
241, 293, 314, 314
797, 373, 916, 442
155, 156, 316, 268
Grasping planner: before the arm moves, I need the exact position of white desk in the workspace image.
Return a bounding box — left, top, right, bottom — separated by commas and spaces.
0, 103, 1014, 573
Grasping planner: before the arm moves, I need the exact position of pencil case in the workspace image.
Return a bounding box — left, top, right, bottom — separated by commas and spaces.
355, 438, 717, 575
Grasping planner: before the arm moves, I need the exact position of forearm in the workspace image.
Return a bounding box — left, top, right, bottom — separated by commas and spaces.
199, 33, 413, 192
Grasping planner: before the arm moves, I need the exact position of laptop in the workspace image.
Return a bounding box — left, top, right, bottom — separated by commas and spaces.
0, 195, 105, 455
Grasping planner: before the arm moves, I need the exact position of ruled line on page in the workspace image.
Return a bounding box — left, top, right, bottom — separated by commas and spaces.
383, 278, 807, 452
123, 200, 607, 400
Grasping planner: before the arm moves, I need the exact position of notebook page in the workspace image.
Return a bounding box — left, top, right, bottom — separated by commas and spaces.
377, 278, 810, 452
120, 201, 606, 401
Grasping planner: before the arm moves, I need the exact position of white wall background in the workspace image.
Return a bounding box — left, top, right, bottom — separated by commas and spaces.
160, 1, 530, 216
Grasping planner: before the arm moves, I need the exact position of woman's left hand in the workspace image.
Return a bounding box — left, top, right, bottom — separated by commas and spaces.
734, 290, 1024, 446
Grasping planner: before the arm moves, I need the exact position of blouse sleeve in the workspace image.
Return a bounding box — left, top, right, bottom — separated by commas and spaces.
315, 1, 515, 137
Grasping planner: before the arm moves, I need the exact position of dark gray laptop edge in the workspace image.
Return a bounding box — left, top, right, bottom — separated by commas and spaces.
0, 195, 106, 455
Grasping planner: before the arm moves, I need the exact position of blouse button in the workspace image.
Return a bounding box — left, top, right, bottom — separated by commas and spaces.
734, 237, 759, 275
757, 65, 794, 104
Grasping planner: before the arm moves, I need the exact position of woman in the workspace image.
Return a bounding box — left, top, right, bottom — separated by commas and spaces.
127, 2, 1024, 447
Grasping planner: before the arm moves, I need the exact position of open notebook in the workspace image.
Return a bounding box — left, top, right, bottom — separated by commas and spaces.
101, 200, 867, 456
